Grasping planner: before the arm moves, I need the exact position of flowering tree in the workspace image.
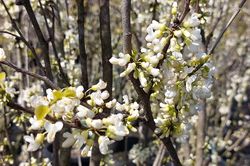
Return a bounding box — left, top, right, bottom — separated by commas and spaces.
0, 0, 249, 166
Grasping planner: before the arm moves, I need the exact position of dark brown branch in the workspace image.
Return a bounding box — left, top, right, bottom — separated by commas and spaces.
38, 0, 70, 86
76, 0, 89, 89
0, 0, 45, 73
0, 61, 59, 90
178, 0, 191, 23
20, 0, 53, 81
100, 0, 113, 100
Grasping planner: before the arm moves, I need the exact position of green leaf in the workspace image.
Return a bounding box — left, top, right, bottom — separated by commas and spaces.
62, 88, 76, 98
35, 105, 50, 120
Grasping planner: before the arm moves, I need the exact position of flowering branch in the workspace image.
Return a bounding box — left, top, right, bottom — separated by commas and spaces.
121, 0, 182, 165
7, 101, 87, 130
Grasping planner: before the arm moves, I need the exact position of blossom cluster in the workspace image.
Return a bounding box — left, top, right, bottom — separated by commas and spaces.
21, 80, 141, 155
110, 11, 215, 141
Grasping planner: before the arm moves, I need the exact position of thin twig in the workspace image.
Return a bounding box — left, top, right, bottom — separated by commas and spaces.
188, 0, 247, 77
208, 0, 247, 55
76, 0, 89, 89
38, 0, 70, 86
0, 0, 45, 73
20, 0, 53, 81
0, 61, 59, 90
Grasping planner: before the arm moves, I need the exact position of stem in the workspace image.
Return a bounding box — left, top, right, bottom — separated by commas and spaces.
0, 0, 45, 73
153, 143, 166, 166
100, 0, 113, 101
38, 0, 70, 86
208, 0, 247, 55
76, 0, 89, 89
21, 0, 53, 81
0, 61, 58, 90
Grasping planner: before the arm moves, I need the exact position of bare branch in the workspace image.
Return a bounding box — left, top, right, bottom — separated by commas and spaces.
76, 0, 89, 89
20, 0, 53, 80
38, 0, 70, 86
0, 61, 59, 90
0, 0, 45, 73
208, 0, 247, 55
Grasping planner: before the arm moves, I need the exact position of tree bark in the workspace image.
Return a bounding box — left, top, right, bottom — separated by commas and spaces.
100, 0, 113, 101
22, 0, 53, 81
77, 0, 89, 89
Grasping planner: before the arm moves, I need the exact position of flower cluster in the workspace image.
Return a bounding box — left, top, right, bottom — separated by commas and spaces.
110, 20, 168, 91
23, 79, 141, 155
110, 11, 215, 141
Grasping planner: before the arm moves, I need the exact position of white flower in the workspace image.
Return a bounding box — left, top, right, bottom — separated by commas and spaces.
91, 79, 107, 91
44, 121, 63, 143
104, 113, 124, 125
90, 90, 108, 106
105, 99, 117, 108
0, 48, 6, 61
145, 26, 155, 42
165, 87, 177, 98
108, 122, 129, 138
109, 53, 130, 66
30, 96, 49, 108
139, 72, 147, 87
62, 132, 76, 148
51, 97, 79, 116
91, 119, 103, 129
46, 89, 54, 101
109, 57, 120, 65
29, 117, 44, 130
98, 136, 113, 155
174, 30, 182, 38
76, 86, 84, 99
186, 75, 197, 92
76, 105, 95, 119
148, 67, 160, 77
141, 62, 150, 69
172, 52, 183, 61
115, 102, 126, 111
101, 90, 109, 100
190, 28, 202, 41
24, 134, 44, 151
73, 133, 86, 149
120, 63, 136, 77
192, 86, 211, 99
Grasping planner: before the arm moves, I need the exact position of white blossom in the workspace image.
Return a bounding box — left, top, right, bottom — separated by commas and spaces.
44, 121, 63, 143
98, 136, 113, 155
0, 48, 6, 61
